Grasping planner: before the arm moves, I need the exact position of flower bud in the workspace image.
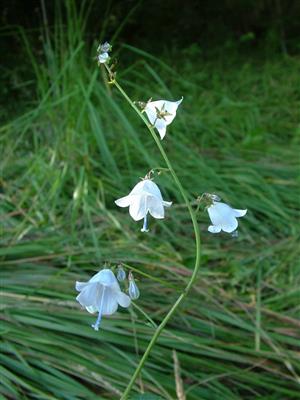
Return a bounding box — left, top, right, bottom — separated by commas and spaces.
128, 272, 140, 300
98, 52, 109, 64
117, 265, 126, 281
98, 42, 111, 53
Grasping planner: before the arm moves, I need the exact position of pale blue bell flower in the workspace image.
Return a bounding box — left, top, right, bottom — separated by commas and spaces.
207, 200, 247, 234
75, 269, 131, 331
115, 179, 172, 232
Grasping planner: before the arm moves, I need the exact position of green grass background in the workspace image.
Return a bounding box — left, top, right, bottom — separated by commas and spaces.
1, 3, 300, 399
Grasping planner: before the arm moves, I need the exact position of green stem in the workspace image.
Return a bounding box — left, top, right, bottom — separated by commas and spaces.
105, 65, 201, 399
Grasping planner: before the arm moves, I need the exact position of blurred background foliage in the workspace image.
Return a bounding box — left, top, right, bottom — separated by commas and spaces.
0, 0, 300, 399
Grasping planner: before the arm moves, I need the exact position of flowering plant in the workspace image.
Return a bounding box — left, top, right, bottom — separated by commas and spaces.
75, 41, 248, 399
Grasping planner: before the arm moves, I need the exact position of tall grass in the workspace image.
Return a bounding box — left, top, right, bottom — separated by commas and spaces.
1, 2, 300, 399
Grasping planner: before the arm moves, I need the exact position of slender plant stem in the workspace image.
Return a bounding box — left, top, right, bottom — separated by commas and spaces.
104, 64, 201, 399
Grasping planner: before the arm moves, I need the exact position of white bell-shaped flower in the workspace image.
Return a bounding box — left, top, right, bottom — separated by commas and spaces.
207, 201, 247, 234
75, 269, 131, 331
115, 179, 172, 232
144, 98, 183, 139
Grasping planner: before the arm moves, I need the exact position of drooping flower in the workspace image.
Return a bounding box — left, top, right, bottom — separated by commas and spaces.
115, 178, 172, 232
128, 272, 140, 300
207, 198, 247, 234
143, 98, 183, 139
75, 269, 131, 331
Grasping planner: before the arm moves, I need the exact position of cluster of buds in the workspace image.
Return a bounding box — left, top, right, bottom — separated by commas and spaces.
97, 41, 112, 64
117, 266, 140, 300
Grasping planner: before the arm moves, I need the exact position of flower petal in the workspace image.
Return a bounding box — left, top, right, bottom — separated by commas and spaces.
115, 195, 131, 208
156, 124, 167, 140
117, 292, 131, 308
76, 283, 99, 307
89, 269, 118, 286
221, 218, 238, 233
99, 288, 119, 315
163, 98, 183, 125
75, 281, 88, 292
86, 305, 98, 314
144, 104, 157, 125
148, 196, 165, 219
233, 209, 247, 217
153, 117, 167, 134
165, 98, 183, 113
138, 180, 163, 199
207, 202, 234, 227
208, 225, 222, 233
163, 201, 172, 207
129, 195, 147, 221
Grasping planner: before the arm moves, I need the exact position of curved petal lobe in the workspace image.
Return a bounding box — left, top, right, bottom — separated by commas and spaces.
86, 305, 98, 314
148, 196, 164, 219
208, 225, 222, 233
117, 292, 131, 308
76, 283, 99, 307
233, 209, 247, 217
221, 218, 238, 233
115, 195, 131, 208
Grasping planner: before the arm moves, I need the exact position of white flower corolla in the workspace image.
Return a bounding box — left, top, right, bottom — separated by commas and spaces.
207, 201, 247, 234
75, 269, 131, 331
144, 98, 183, 139
115, 179, 172, 232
